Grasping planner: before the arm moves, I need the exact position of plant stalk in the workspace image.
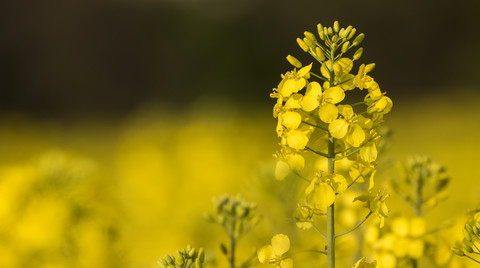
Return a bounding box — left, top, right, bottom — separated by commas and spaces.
327, 134, 335, 268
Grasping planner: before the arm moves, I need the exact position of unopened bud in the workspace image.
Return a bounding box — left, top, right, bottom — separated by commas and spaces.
220, 243, 228, 255
297, 38, 309, 52
451, 247, 465, 257
198, 248, 205, 262
464, 243, 474, 253
317, 24, 323, 36
353, 33, 365, 46
365, 63, 376, 73
303, 37, 315, 48
175, 250, 185, 265
188, 248, 196, 258
333, 21, 340, 33
195, 258, 203, 268
353, 48, 363, 60
157, 258, 168, 267
315, 47, 325, 61
463, 227, 472, 242
341, 41, 350, 53
286, 55, 302, 68
304, 31, 317, 42
319, 31, 326, 41
347, 28, 357, 40
466, 224, 474, 235
474, 226, 479, 235
327, 27, 334, 36
342, 26, 352, 39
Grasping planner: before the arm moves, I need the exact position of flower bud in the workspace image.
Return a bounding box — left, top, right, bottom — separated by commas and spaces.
220, 243, 228, 255
451, 247, 465, 256
317, 24, 323, 36
353, 33, 365, 46
296, 38, 309, 52
175, 250, 185, 265
157, 258, 168, 268
198, 248, 205, 262
341, 25, 352, 39
463, 227, 472, 242
195, 258, 203, 268
341, 41, 350, 53
327, 27, 334, 36
466, 224, 474, 235
473, 226, 479, 235
304, 31, 317, 42
333, 21, 340, 33
347, 28, 357, 40
353, 48, 363, 60
365, 63, 375, 73
286, 55, 302, 68
315, 47, 325, 61
303, 37, 315, 48
319, 31, 326, 41
464, 243, 474, 253
188, 248, 196, 258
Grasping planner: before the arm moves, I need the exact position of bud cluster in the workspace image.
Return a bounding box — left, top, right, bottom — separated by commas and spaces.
204, 194, 260, 239
157, 245, 205, 268
451, 210, 480, 263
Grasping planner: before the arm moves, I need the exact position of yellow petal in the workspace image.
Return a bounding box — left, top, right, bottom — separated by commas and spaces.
257, 245, 274, 263
410, 217, 426, 237
336, 58, 353, 74
280, 79, 296, 97
346, 124, 365, 147
320, 60, 332, 79
313, 183, 336, 210
297, 63, 312, 77
282, 111, 302, 129
392, 217, 409, 237
328, 119, 349, 139
408, 239, 425, 259
323, 86, 345, 104
306, 81, 322, 96
318, 103, 338, 123
271, 234, 290, 256
332, 174, 347, 193
280, 258, 293, 268
293, 78, 307, 93
360, 143, 377, 162
275, 160, 290, 181
338, 104, 354, 119
301, 94, 319, 112
286, 153, 305, 171
284, 94, 302, 109
286, 130, 309, 150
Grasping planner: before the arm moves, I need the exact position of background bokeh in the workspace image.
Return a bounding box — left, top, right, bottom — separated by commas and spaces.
1, 0, 480, 267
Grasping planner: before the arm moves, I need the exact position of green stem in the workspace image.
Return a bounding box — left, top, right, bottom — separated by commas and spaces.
335, 211, 372, 238
293, 170, 311, 183
290, 249, 328, 256
305, 146, 329, 158
311, 221, 327, 240
464, 255, 480, 264
230, 235, 236, 268
327, 134, 335, 268
333, 147, 362, 161
310, 72, 328, 81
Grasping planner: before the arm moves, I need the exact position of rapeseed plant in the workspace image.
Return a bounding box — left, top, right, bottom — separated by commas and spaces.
266, 21, 392, 267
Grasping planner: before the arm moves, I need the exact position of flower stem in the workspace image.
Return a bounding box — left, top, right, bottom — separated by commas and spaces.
335, 211, 372, 238
230, 235, 236, 268
327, 134, 335, 268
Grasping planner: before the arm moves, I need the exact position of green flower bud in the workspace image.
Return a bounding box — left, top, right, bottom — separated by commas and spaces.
315, 47, 325, 61
286, 55, 302, 68
234, 220, 242, 238
297, 38, 309, 52
341, 41, 350, 53
333, 21, 340, 33
341, 26, 352, 39
317, 24, 323, 36
319, 31, 326, 41
466, 224, 474, 235
203, 212, 215, 223
197, 248, 205, 262
365, 63, 375, 73
186, 244, 192, 252
451, 247, 465, 257
476, 221, 480, 230
166, 254, 175, 265
353, 48, 363, 60
353, 33, 365, 46
463, 227, 472, 242
188, 248, 196, 258
473, 226, 479, 236
464, 243, 474, 253
175, 250, 185, 265
331, 42, 337, 51
304, 31, 317, 42
195, 258, 203, 268
157, 258, 168, 268
303, 37, 315, 48
347, 28, 357, 40
327, 27, 334, 36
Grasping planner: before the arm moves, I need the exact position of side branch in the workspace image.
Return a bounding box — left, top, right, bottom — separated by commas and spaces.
333, 147, 362, 161
302, 121, 329, 132
335, 211, 372, 238
311, 221, 327, 240
305, 146, 329, 158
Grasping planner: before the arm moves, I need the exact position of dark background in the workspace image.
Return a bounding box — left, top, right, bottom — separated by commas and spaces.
1, 0, 479, 118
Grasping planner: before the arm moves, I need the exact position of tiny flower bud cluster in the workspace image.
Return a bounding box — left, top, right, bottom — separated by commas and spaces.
157, 245, 205, 268
204, 194, 260, 239
452, 210, 480, 264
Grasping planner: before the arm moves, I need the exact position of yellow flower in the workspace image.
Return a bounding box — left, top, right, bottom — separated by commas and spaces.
354, 64, 375, 90
353, 257, 377, 268
258, 234, 293, 268
277, 64, 312, 98
354, 190, 389, 228
328, 105, 366, 147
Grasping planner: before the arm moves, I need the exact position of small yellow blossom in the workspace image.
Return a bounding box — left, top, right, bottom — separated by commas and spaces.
258, 234, 293, 268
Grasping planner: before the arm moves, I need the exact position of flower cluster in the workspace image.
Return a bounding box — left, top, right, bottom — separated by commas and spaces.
271, 22, 392, 229
157, 245, 205, 268
451, 209, 480, 264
